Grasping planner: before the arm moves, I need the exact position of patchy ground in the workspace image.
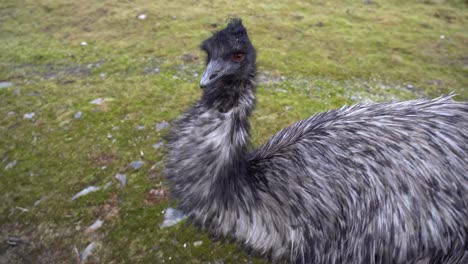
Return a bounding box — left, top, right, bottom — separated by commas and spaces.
1, 0, 467, 263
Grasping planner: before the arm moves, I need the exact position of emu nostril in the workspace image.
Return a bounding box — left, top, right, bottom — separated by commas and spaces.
209, 73, 218, 80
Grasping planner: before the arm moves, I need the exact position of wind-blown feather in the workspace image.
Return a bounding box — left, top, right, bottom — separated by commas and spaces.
165, 19, 468, 264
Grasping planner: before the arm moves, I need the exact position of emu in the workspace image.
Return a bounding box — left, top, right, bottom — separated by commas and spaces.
165, 19, 468, 263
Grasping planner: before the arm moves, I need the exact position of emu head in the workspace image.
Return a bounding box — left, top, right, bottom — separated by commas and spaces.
200, 18, 256, 89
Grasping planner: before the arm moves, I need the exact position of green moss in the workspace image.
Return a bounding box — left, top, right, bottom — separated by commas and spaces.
1, 0, 467, 263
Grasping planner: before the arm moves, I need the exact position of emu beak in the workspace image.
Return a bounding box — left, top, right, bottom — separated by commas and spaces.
200, 59, 225, 88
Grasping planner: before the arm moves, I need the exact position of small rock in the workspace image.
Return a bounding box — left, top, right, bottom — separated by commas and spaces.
5, 160, 17, 170
33, 197, 44, 206
89, 98, 103, 105
80, 241, 96, 262
137, 14, 147, 20
86, 219, 104, 233
137, 125, 145, 131
23, 113, 35, 119
154, 121, 170, 131
103, 181, 112, 190
407, 84, 414, 90
101, 166, 107, 170
71, 186, 100, 200
0, 82, 13, 89
193, 241, 203, 247
74, 111, 82, 119
80, 41, 88, 46
152, 142, 164, 150
440, 35, 445, 39
6, 237, 30, 247
160, 207, 187, 228
99, 73, 107, 79
107, 133, 113, 139
285, 105, 293, 111
130, 161, 144, 170
115, 173, 126, 187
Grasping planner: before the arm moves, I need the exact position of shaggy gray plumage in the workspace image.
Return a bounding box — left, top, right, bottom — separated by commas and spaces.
165, 19, 468, 264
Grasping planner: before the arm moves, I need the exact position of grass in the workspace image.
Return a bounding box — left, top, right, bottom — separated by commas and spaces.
0, 0, 467, 263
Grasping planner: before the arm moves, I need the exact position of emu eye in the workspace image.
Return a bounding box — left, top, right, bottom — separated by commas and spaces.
231, 53, 245, 63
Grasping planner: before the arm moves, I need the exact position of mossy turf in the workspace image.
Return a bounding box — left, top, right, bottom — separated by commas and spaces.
1, 0, 467, 263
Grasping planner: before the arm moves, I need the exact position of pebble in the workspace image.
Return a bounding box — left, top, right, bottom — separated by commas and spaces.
193, 241, 203, 247
80, 41, 88, 46
89, 98, 103, 105
4, 160, 17, 170
80, 241, 96, 262
130, 161, 144, 170
86, 219, 104, 233
103, 181, 112, 190
155, 121, 170, 131
0, 82, 13, 89
74, 111, 82, 119
152, 142, 164, 149
160, 207, 187, 228
115, 173, 126, 187
33, 197, 44, 206
137, 125, 145, 131
23, 113, 35, 119
137, 14, 147, 20
71, 186, 100, 200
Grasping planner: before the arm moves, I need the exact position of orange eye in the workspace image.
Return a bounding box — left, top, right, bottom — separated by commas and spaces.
231, 53, 245, 62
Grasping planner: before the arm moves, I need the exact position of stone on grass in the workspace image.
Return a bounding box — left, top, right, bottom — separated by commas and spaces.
71, 186, 100, 200
89, 98, 103, 105
160, 207, 187, 228
23, 113, 35, 119
74, 111, 82, 119
193, 241, 203, 247
80, 241, 96, 262
154, 121, 170, 131
5, 160, 17, 170
137, 14, 147, 20
130, 161, 144, 170
152, 142, 164, 150
103, 181, 112, 190
0, 82, 13, 89
86, 219, 104, 233
115, 173, 126, 187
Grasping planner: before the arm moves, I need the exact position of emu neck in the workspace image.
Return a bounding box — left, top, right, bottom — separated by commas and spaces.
167, 79, 256, 210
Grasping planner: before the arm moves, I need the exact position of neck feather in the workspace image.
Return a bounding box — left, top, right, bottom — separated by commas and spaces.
166, 80, 256, 211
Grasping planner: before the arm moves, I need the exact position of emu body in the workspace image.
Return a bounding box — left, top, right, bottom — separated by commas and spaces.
165, 19, 468, 263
